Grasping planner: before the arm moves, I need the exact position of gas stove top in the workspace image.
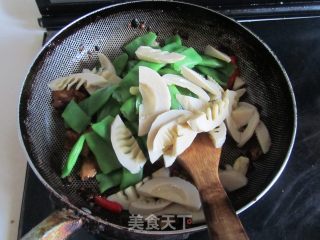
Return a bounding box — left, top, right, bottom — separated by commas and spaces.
18, 2, 320, 239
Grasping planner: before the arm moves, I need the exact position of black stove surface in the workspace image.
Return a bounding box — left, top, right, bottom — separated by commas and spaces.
18, 17, 320, 240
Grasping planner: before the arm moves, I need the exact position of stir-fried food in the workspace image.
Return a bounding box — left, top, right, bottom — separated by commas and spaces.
48, 32, 272, 220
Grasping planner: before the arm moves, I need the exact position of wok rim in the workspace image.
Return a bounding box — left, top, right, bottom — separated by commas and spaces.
17, 0, 297, 235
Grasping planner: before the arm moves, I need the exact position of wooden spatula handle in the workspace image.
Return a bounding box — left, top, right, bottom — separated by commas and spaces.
198, 177, 249, 240
179, 133, 249, 240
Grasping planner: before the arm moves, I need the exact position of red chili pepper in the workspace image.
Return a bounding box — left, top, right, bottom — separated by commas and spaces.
227, 68, 240, 90
94, 196, 123, 213
230, 55, 237, 65
227, 55, 239, 89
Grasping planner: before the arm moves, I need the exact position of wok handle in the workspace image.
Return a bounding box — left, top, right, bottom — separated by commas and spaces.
21, 209, 83, 240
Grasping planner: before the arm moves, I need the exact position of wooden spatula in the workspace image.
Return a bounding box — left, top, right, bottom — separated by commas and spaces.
179, 133, 249, 240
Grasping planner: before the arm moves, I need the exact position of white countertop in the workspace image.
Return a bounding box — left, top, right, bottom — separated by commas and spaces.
0, 0, 43, 239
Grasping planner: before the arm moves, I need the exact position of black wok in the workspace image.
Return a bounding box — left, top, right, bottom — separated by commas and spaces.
19, 1, 296, 239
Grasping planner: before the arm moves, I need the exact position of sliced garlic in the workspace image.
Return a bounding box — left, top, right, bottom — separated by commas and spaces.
226, 116, 241, 143
231, 102, 255, 129
255, 120, 271, 154
233, 156, 250, 175
226, 101, 260, 147
233, 76, 246, 90
235, 88, 246, 101
238, 109, 260, 147
219, 168, 248, 192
